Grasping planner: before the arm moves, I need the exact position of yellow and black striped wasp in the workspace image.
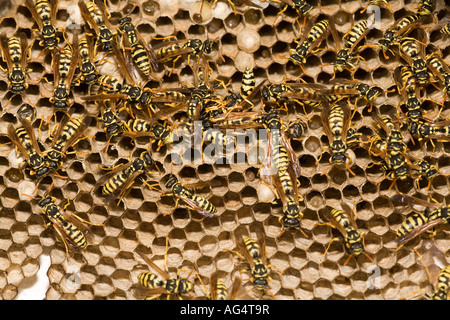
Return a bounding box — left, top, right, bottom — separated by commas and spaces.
370, 112, 410, 189
209, 272, 241, 300
78, 0, 115, 52
442, 22, 450, 36
256, 110, 306, 236
82, 37, 144, 112
416, 0, 435, 16
397, 29, 431, 86
321, 203, 375, 266
161, 173, 217, 218
377, 13, 424, 58
320, 99, 355, 175
43, 114, 92, 174
212, 108, 303, 231
35, 194, 94, 256
93, 74, 123, 95
334, 79, 384, 110
84, 39, 185, 114
135, 245, 197, 300
25, 0, 59, 52
98, 100, 125, 150
227, 223, 278, 299
272, 0, 314, 26
221, 67, 258, 112
96, 150, 157, 204
0, 32, 29, 93
426, 48, 450, 99
332, 20, 371, 75
50, 30, 80, 110
74, 34, 99, 85
289, 17, 339, 73
262, 82, 327, 109
410, 158, 442, 190
117, 16, 159, 77
7, 117, 50, 179
393, 65, 423, 137
154, 37, 215, 70
391, 194, 449, 249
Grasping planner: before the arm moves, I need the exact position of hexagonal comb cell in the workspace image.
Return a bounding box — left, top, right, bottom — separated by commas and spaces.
0, 0, 449, 301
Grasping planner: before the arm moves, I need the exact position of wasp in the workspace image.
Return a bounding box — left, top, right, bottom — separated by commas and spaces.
7, 118, 49, 178
391, 194, 449, 247
163, 173, 217, 218
320, 100, 354, 175
371, 113, 410, 187
263, 82, 327, 110
84, 40, 183, 114
290, 18, 339, 72
417, 0, 435, 16
117, 16, 158, 77
0, 32, 29, 93
415, 119, 450, 141
78, 0, 114, 52
201, 117, 235, 147
74, 34, 99, 85
398, 31, 431, 86
442, 23, 450, 36
268, 168, 307, 238
44, 115, 92, 173
432, 265, 450, 300
333, 20, 371, 74
135, 246, 196, 300
50, 31, 80, 110
25, 0, 59, 52
261, 83, 295, 103
257, 114, 305, 236
94, 74, 123, 95
82, 38, 144, 110
228, 224, 277, 298
121, 116, 180, 150
353, 82, 384, 107
97, 151, 156, 204
426, 50, 450, 98
36, 195, 93, 256
222, 67, 256, 111
273, 0, 313, 26
322, 203, 375, 265
378, 13, 424, 58
326, 79, 382, 109
99, 100, 124, 140
394, 66, 423, 136
287, 118, 308, 140
410, 158, 441, 190
209, 272, 241, 300
346, 126, 363, 149
155, 38, 214, 68
259, 109, 302, 178
17, 103, 36, 123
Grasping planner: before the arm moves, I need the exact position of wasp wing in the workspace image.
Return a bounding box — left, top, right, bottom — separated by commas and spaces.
25, 0, 44, 30
136, 250, 171, 280
0, 34, 14, 73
